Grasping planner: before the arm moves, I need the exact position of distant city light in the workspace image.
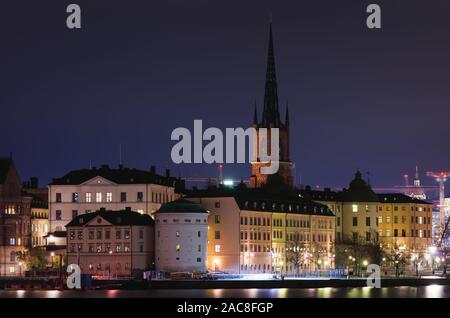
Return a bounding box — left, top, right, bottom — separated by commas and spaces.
223, 179, 234, 186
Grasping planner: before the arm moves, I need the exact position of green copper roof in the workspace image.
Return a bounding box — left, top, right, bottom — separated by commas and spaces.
156, 199, 208, 214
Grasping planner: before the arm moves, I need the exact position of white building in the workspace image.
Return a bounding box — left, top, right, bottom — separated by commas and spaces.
154, 199, 209, 273
47, 165, 182, 249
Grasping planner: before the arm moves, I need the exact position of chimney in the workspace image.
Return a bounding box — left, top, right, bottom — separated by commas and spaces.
30, 177, 39, 189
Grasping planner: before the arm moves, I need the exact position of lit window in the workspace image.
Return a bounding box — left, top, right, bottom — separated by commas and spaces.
365, 205, 369, 212
352, 205, 358, 213
96, 193, 102, 203
215, 245, 221, 253
9, 238, 15, 246
176, 231, 180, 237
215, 215, 221, 224
386, 216, 391, 224
386, 230, 390, 237
72, 193, 79, 203
9, 266, 15, 273
419, 217, 423, 224
106, 192, 112, 202
419, 230, 423, 238
176, 244, 181, 252
86, 193, 91, 203
378, 216, 382, 224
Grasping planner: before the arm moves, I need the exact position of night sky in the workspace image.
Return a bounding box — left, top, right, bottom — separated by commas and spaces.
2, 0, 450, 192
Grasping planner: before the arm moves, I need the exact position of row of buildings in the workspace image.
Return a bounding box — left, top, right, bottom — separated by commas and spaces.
0, 22, 436, 277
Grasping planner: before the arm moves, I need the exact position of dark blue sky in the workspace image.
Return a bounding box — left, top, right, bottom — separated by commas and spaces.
1, 0, 450, 192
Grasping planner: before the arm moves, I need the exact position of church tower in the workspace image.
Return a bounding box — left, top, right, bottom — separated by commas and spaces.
250, 22, 293, 188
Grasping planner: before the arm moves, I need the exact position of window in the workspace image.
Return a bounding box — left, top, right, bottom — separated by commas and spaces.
105, 231, 110, 240
89, 244, 94, 252
120, 192, 127, 202
198, 245, 201, 252
96, 244, 102, 253
337, 217, 341, 227
9, 267, 15, 274
176, 244, 181, 252
116, 230, 121, 239
139, 229, 144, 239
366, 232, 371, 242
366, 217, 371, 227
136, 192, 144, 202
352, 217, 358, 227
56, 210, 62, 220
352, 232, 358, 242
96, 193, 102, 203
106, 192, 112, 202
176, 230, 180, 237
96, 231, 102, 240
215, 231, 220, 240
56, 193, 62, 202
70, 231, 75, 240
215, 215, 221, 224
86, 193, 91, 202
198, 231, 201, 238
10, 252, 15, 262
386, 216, 391, 224
215, 245, 221, 253
72, 210, 78, 220
89, 231, 94, 240
386, 230, 391, 237
402, 229, 406, 237
365, 205, 369, 212
72, 193, 79, 203
197, 258, 202, 262
378, 216, 382, 224
394, 216, 398, 224
419, 230, 423, 238
394, 229, 398, 237
215, 201, 220, 208
124, 244, 130, 252
116, 244, 121, 252
352, 205, 358, 212
124, 230, 130, 239
419, 217, 423, 224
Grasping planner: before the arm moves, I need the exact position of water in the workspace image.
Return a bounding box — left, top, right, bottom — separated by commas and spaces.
0, 285, 449, 298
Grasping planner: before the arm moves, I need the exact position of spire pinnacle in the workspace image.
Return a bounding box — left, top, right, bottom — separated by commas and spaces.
261, 20, 280, 127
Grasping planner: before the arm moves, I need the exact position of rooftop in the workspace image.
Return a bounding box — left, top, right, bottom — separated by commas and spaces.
66, 209, 154, 227
155, 199, 208, 214
50, 164, 181, 187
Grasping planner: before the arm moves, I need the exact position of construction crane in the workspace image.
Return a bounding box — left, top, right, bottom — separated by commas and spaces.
427, 171, 450, 231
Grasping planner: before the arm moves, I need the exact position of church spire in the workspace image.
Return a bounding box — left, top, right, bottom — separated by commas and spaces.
261, 21, 281, 128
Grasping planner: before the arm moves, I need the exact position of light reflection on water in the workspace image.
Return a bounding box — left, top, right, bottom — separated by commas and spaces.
0, 285, 449, 298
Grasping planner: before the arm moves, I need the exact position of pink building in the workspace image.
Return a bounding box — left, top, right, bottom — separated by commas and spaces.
66, 208, 154, 278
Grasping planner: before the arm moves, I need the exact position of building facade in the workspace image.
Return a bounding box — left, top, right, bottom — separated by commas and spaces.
30, 196, 49, 248
66, 208, 154, 277
188, 186, 335, 275
48, 165, 182, 244
250, 23, 293, 188
154, 199, 209, 273
299, 170, 434, 262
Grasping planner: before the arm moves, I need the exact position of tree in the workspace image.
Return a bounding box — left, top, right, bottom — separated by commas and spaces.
285, 240, 307, 275
385, 244, 409, 277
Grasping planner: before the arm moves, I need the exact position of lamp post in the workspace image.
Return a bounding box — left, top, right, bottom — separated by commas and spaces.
109, 250, 113, 279
18, 262, 23, 277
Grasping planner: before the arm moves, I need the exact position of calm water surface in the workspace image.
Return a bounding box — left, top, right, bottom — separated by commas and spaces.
1, 285, 449, 298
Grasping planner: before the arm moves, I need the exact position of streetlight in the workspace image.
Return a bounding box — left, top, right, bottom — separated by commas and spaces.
18, 262, 23, 277
109, 250, 113, 279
